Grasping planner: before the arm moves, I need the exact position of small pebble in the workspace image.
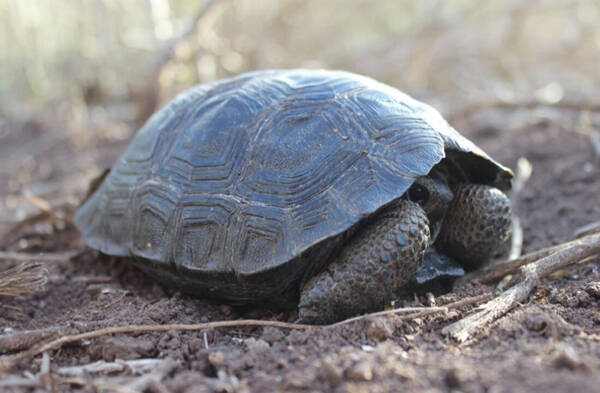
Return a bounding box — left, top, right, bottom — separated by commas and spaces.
575, 290, 592, 307
319, 359, 342, 382
553, 344, 587, 371
283, 374, 309, 389
584, 281, 600, 299
425, 292, 436, 306
261, 327, 285, 342
219, 304, 233, 316
366, 318, 394, 341
523, 312, 550, 333
245, 338, 270, 354
89, 336, 155, 361
347, 360, 373, 381
444, 368, 461, 389
208, 351, 226, 368
187, 337, 205, 353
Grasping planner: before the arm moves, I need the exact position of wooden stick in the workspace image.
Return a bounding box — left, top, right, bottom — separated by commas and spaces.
458, 231, 600, 285
0, 326, 73, 354
329, 292, 493, 328
455, 237, 583, 286
0, 293, 492, 373
443, 233, 600, 342
137, 0, 225, 123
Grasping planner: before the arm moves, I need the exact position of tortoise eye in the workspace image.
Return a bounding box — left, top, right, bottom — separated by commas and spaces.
409, 184, 429, 204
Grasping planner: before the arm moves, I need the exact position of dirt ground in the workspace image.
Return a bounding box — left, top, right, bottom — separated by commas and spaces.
1, 105, 599, 393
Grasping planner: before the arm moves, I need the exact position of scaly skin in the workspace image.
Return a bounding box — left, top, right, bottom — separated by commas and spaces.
439, 184, 512, 270
298, 200, 430, 324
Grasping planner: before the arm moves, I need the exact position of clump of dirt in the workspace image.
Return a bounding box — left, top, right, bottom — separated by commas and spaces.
1, 112, 599, 392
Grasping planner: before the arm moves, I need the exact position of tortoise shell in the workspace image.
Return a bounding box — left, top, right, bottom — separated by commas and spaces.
75, 69, 512, 306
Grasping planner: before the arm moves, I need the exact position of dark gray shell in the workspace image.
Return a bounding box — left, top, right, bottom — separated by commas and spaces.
75, 69, 512, 306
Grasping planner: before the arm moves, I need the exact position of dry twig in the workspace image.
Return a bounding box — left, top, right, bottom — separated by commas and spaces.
57, 358, 165, 377
443, 232, 600, 342
137, 0, 225, 123
0, 375, 41, 389
456, 239, 574, 286
574, 221, 600, 238
0, 293, 492, 373
329, 292, 493, 328
0, 326, 73, 354
40, 352, 57, 393
457, 229, 600, 285
122, 358, 176, 393
54, 376, 138, 393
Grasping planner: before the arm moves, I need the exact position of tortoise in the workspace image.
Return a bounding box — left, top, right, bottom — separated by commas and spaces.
75, 69, 513, 324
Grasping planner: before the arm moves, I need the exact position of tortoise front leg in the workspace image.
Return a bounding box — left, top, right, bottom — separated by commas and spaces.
297, 200, 430, 324
438, 184, 512, 270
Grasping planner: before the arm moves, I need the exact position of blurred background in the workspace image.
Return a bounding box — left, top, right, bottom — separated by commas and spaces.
1, 0, 599, 232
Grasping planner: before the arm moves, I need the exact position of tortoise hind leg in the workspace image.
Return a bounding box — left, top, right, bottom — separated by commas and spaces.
297, 200, 430, 324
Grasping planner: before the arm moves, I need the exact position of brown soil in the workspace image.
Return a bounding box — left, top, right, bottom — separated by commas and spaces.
1, 109, 599, 393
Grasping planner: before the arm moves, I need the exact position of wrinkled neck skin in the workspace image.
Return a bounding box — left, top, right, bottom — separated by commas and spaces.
408, 165, 454, 244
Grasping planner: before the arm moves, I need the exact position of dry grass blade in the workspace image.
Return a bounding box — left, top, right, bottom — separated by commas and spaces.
23, 189, 64, 220
574, 221, 600, 238
443, 232, 600, 342
0, 263, 48, 298
0, 250, 79, 263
